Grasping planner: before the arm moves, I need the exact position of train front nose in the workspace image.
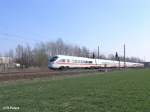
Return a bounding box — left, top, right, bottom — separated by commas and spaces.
48, 62, 54, 69
48, 56, 58, 69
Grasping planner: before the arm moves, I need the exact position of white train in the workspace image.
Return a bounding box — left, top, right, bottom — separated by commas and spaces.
48, 55, 144, 69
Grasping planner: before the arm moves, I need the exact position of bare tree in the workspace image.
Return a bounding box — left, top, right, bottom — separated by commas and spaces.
8, 49, 14, 59
99, 54, 106, 59
33, 42, 48, 67
108, 54, 115, 60
24, 44, 33, 67
11, 38, 144, 68
73, 46, 82, 56
81, 47, 89, 58
15, 44, 24, 67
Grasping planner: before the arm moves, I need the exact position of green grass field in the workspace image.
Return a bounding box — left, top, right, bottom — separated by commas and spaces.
0, 69, 150, 112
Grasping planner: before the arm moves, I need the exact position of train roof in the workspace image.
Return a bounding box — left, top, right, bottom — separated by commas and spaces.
54, 55, 143, 65
56, 55, 117, 62
57, 55, 92, 60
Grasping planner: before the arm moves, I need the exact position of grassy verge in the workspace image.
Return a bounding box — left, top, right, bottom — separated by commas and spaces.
0, 69, 150, 112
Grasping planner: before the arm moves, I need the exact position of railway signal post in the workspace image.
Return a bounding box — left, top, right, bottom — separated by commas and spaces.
115, 52, 120, 70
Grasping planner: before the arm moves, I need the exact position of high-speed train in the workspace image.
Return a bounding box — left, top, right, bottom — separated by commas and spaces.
48, 55, 144, 69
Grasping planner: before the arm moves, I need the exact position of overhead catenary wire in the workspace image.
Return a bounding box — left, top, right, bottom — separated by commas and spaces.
0, 32, 44, 44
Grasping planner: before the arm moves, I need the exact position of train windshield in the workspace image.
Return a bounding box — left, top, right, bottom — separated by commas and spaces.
49, 56, 58, 62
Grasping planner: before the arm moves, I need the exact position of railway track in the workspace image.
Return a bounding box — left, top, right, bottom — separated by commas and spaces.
0, 69, 102, 82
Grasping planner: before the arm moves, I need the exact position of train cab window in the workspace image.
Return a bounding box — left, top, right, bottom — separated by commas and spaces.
50, 56, 58, 62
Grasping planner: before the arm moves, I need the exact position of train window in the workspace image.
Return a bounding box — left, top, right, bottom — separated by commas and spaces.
83, 60, 86, 63
72, 60, 77, 63
59, 59, 66, 62
75, 60, 78, 63
67, 59, 70, 63
62, 59, 66, 62
83, 61, 86, 63
89, 61, 92, 63
86, 61, 89, 63
77, 60, 80, 63
50, 56, 58, 62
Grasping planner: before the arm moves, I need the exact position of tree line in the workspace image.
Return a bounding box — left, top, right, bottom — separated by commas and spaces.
4, 38, 144, 68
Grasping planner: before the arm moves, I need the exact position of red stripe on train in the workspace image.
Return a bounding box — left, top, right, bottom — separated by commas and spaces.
55, 62, 100, 66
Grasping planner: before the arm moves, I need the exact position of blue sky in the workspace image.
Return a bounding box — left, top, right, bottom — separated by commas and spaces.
0, 0, 150, 61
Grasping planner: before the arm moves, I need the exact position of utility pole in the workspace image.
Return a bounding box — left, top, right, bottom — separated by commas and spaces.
98, 46, 99, 59
124, 44, 126, 69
